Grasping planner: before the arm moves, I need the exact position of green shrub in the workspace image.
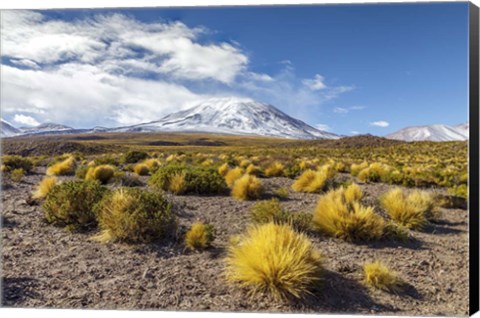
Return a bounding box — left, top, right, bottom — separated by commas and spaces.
1, 155, 33, 173
75, 166, 90, 179
123, 150, 148, 164
251, 199, 313, 232
85, 165, 115, 184
149, 164, 227, 195
10, 168, 25, 182
43, 180, 107, 230
93, 188, 176, 243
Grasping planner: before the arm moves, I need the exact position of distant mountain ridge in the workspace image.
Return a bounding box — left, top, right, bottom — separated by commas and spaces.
386, 123, 469, 141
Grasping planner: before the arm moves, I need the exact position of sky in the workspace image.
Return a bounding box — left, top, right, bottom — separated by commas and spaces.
0, 2, 469, 136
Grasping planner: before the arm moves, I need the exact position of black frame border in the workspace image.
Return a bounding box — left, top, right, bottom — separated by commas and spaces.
469, 1, 479, 316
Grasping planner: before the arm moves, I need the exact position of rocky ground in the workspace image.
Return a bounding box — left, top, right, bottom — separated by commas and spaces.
1, 168, 469, 315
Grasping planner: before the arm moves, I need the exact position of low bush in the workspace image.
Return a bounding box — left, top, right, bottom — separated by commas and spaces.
313, 185, 386, 241
85, 165, 115, 184
10, 168, 25, 182
250, 199, 313, 232
123, 150, 148, 164
149, 164, 227, 195
380, 188, 438, 229
363, 260, 404, 292
231, 174, 263, 201
168, 172, 186, 194
32, 176, 58, 200
94, 188, 176, 243
225, 223, 322, 300
185, 222, 215, 251
273, 187, 289, 199
75, 166, 90, 179
43, 180, 107, 230
46, 156, 76, 176
1, 155, 34, 173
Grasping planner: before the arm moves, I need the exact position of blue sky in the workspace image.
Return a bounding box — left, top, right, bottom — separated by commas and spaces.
0, 2, 469, 135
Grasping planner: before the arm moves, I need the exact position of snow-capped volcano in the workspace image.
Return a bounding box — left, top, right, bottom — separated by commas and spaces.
386, 123, 469, 141
19, 122, 75, 135
111, 97, 339, 139
1, 119, 21, 137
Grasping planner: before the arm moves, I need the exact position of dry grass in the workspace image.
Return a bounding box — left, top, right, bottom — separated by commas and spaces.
133, 163, 150, 176
143, 158, 161, 170
225, 223, 322, 300
265, 161, 285, 177
168, 173, 186, 194
185, 222, 215, 251
46, 157, 76, 176
380, 188, 438, 229
218, 163, 230, 177
231, 174, 263, 201
32, 176, 58, 200
85, 165, 115, 184
363, 260, 404, 292
225, 167, 244, 188
291, 165, 334, 193
313, 185, 386, 241
245, 164, 262, 176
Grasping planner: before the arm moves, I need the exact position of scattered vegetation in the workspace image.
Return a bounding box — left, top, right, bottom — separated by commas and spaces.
10, 168, 25, 182
94, 188, 176, 243
123, 150, 148, 164
46, 156, 76, 176
363, 260, 404, 292
250, 199, 312, 232
231, 174, 263, 201
224, 167, 244, 188
1, 155, 34, 173
264, 161, 284, 177
313, 185, 386, 241
291, 165, 336, 193
380, 188, 438, 229
32, 176, 58, 200
133, 163, 150, 176
185, 222, 215, 251
85, 165, 115, 184
43, 180, 106, 230
225, 223, 322, 300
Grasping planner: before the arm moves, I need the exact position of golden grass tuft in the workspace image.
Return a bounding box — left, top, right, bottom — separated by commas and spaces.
143, 158, 161, 170
291, 167, 332, 193
245, 164, 262, 176
85, 165, 115, 184
313, 186, 386, 241
380, 188, 438, 229
344, 183, 363, 203
231, 174, 263, 201
185, 222, 215, 251
265, 161, 285, 177
218, 163, 230, 177
168, 172, 186, 194
32, 176, 58, 200
350, 161, 368, 176
225, 223, 322, 300
225, 167, 244, 188
363, 260, 404, 292
46, 156, 76, 176
133, 163, 150, 176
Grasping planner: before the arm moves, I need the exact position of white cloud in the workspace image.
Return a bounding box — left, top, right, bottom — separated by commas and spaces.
1, 11, 248, 84
316, 124, 331, 131
302, 74, 327, 91
350, 130, 361, 135
333, 107, 349, 114
350, 105, 366, 110
370, 121, 390, 127
13, 114, 40, 126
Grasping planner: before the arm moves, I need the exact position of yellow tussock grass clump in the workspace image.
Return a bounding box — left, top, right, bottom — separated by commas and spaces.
32, 176, 58, 200
168, 173, 186, 194
185, 222, 215, 251
245, 164, 262, 176
291, 168, 331, 193
350, 161, 368, 176
344, 183, 363, 203
265, 161, 284, 177
231, 174, 263, 201
46, 156, 76, 176
225, 223, 322, 300
85, 165, 115, 184
133, 163, 150, 176
225, 167, 244, 188
363, 260, 404, 292
143, 158, 161, 170
313, 185, 386, 241
380, 188, 438, 229
218, 163, 230, 177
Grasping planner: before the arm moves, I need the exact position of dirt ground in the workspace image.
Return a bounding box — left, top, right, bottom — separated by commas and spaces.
1, 168, 469, 315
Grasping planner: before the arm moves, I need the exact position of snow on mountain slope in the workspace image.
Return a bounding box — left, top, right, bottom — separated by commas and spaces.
386, 123, 469, 141
1, 119, 21, 137
19, 123, 75, 135
111, 97, 339, 139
